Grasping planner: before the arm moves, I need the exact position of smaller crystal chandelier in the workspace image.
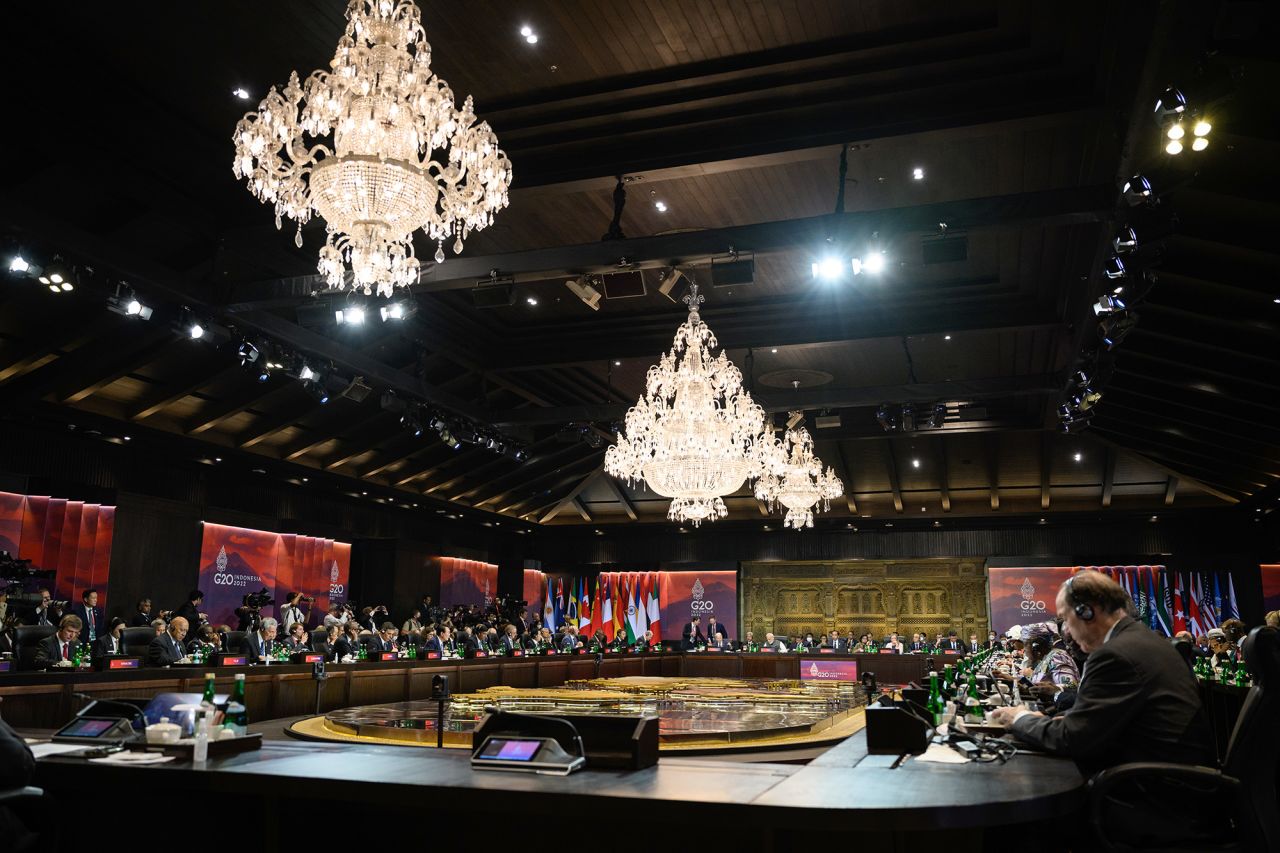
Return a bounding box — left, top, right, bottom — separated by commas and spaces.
605, 283, 767, 526
232, 0, 511, 298
755, 418, 844, 529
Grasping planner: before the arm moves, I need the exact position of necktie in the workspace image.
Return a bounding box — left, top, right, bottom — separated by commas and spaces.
89, 610, 95, 639
61, 642, 68, 660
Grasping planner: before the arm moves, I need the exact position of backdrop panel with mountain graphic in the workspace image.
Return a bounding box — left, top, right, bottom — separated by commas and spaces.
661, 571, 738, 639
197, 523, 350, 628
0, 490, 115, 608
1263, 565, 1280, 616
435, 557, 498, 608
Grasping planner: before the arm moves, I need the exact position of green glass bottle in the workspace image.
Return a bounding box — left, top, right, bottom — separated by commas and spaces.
965, 671, 984, 721
225, 672, 248, 736
202, 672, 217, 707
926, 671, 945, 725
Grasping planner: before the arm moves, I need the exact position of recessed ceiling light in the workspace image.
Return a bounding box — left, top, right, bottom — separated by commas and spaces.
1274, 298, 1280, 304
1073, 452, 1083, 462
944, 334, 951, 341
912, 167, 925, 180
233, 87, 250, 100
519, 25, 538, 44
614, 360, 621, 366
361, 491, 368, 495
911, 458, 920, 468
654, 200, 667, 212
123, 435, 131, 441
1150, 515, 1159, 522
526, 296, 538, 306
1039, 517, 1046, 523
770, 347, 778, 353
214, 457, 222, 463
302, 477, 308, 482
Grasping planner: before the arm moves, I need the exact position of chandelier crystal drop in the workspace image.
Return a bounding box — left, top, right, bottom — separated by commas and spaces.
605, 284, 767, 526
755, 421, 844, 530
232, 0, 511, 298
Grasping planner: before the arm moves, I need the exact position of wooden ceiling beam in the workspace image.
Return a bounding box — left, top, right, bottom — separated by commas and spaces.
572, 497, 592, 523
536, 467, 604, 523
279, 409, 387, 461
186, 381, 294, 435
1164, 476, 1178, 506
1091, 431, 1243, 504
56, 329, 177, 404
1102, 447, 1116, 508
474, 443, 602, 508
130, 364, 239, 421
885, 439, 905, 514
492, 374, 1059, 427
597, 474, 639, 521
937, 437, 952, 512
1040, 433, 1052, 510
833, 441, 858, 515
507, 454, 607, 516
986, 433, 1000, 511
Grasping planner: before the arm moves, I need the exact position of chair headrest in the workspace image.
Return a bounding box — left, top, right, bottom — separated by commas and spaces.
1242, 626, 1279, 685
14, 625, 56, 644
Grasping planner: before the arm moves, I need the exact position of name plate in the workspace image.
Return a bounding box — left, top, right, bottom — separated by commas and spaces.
759, 648, 775, 653
943, 650, 961, 655
102, 656, 141, 670
424, 651, 441, 660
213, 654, 246, 667
879, 648, 898, 654
511, 649, 524, 657
290, 652, 324, 664
705, 647, 722, 652
0, 659, 14, 672
370, 651, 398, 661
543, 649, 557, 655
574, 647, 588, 654
466, 649, 488, 658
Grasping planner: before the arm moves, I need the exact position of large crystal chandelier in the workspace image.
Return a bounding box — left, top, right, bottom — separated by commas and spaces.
232, 0, 512, 297
755, 420, 844, 529
605, 284, 767, 526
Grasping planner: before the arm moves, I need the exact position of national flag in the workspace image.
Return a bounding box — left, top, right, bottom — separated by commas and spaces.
1224, 574, 1240, 621
631, 574, 648, 640
1117, 568, 1132, 608
599, 575, 614, 642
1197, 574, 1217, 630
542, 575, 555, 631
623, 573, 638, 644
646, 574, 662, 644
1133, 568, 1150, 625
566, 579, 579, 629
1144, 568, 1161, 632
1211, 573, 1224, 626
1187, 573, 1204, 636
1154, 569, 1172, 637
611, 572, 625, 639
553, 577, 566, 630
579, 576, 593, 637
1172, 572, 1188, 635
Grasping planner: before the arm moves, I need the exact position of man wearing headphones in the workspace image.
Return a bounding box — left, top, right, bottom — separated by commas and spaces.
989, 570, 1211, 775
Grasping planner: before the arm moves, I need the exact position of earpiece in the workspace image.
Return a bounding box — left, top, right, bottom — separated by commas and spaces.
1064, 575, 1094, 622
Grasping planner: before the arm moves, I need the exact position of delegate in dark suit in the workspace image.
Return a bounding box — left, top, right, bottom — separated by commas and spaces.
70, 603, 103, 641
33, 634, 76, 668
422, 636, 446, 656
146, 633, 185, 667
242, 631, 274, 665
681, 622, 705, 651
1010, 616, 1213, 775
93, 633, 127, 658
334, 635, 363, 660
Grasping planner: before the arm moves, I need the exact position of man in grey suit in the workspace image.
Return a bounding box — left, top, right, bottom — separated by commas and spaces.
991, 570, 1212, 776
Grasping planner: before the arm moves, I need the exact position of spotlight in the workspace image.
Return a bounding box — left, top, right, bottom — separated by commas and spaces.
108, 287, 153, 320
1191, 137, 1209, 152
911, 458, 921, 469
237, 340, 260, 364
862, 251, 886, 274
1073, 452, 1083, 462
335, 305, 366, 325
1122, 175, 1153, 206
1095, 292, 1130, 317
378, 301, 415, 322
298, 364, 317, 381
188, 321, 205, 339
232, 87, 251, 100
126, 298, 144, 314
256, 366, 271, 383
8, 256, 29, 273
912, 167, 925, 180
526, 296, 538, 306
303, 379, 330, 403
654, 200, 667, 212
1166, 139, 1183, 155
811, 256, 844, 280
565, 278, 602, 310
1166, 123, 1185, 141
1103, 256, 1127, 280
1153, 87, 1187, 121
1193, 120, 1211, 137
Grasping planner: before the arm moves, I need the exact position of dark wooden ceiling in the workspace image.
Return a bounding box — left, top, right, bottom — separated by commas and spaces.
2, 0, 1276, 528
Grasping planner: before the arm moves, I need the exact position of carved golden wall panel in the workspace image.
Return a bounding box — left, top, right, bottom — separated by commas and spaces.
740, 559, 988, 641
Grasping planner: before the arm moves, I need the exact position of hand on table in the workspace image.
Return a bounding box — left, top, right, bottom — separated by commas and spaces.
988, 706, 1043, 727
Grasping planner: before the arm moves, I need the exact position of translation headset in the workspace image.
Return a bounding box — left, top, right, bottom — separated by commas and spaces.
1064, 575, 1094, 622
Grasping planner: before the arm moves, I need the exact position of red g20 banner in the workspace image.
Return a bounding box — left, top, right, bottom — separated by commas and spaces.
436, 557, 498, 607
1263, 565, 1280, 615
801, 657, 859, 682
988, 567, 1077, 632
660, 571, 738, 638
0, 491, 116, 609
197, 523, 350, 628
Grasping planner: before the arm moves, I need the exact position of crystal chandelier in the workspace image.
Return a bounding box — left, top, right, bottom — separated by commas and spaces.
232, 0, 511, 298
755, 420, 844, 529
605, 284, 767, 526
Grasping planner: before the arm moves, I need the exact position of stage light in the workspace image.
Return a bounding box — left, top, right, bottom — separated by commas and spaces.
8, 256, 29, 273
303, 379, 329, 403
237, 340, 260, 364
912, 167, 924, 180
1166, 122, 1185, 141
811, 256, 843, 280
1154, 87, 1187, 121
233, 87, 251, 100
911, 458, 921, 468
1166, 139, 1183, 155
1193, 120, 1211, 137
1113, 226, 1137, 253
1191, 137, 1209, 152
1094, 294, 1126, 316
188, 322, 205, 339
1122, 174, 1153, 206
526, 296, 538, 306
335, 305, 365, 325
379, 300, 415, 321
298, 364, 317, 381
1103, 256, 1127, 280
256, 366, 271, 382
1073, 452, 1083, 462
862, 251, 886, 274
654, 200, 667, 212
127, 299, 148, 317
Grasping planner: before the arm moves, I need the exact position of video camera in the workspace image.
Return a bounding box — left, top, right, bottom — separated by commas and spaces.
245, 588, 275, 609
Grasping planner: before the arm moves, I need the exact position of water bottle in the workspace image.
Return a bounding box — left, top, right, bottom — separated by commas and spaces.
193, 710, 209, 762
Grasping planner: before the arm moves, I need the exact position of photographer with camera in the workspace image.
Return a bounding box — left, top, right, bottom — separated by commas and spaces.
235, 588, 274, 632
360, 604, 388, 633
32, 588, 63, 627
278, 591, 311, 631
173, 589, 207, 630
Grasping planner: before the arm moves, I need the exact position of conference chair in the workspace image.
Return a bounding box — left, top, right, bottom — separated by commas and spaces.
1087, 626, 1280, 852
225, 630, 247, 653
1171, 637, 1195, 673
13, 625, 56, 670
122, 626, 154, 656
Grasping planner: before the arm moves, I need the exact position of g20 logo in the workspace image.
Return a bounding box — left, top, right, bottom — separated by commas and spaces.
1020, 577, 1048, 611
690, 577, 715, 613
329, 583, 345, 596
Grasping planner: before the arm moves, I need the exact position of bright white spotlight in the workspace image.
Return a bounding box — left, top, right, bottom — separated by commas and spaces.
525, 33, 538, 44
912, 167, 924, 180
49, 273, 64, 284
1191, 137, 1208, 152
233, 87, 251, 100
60, 281, 73, 291
189, 323, 205, 339
1166, 123, 1185, 140
336, 306, 366, 325
8, 256, 29, 273
520, 25, 532, 36
1193, 120, 1211, 137
811, 256, 844, 280
863, 251, 886, 274
299, 365, 316, 381
1166, 139, 1183, 155
126, 299, 143, 315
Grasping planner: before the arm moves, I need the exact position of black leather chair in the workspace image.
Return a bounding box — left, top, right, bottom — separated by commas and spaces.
1088, 626, 1280, 852
0, 785, 52, 850
1171, 637, 1196, 673
13, 626, 56, 670
225, 630, 246, 653
122, 626, 154, 656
